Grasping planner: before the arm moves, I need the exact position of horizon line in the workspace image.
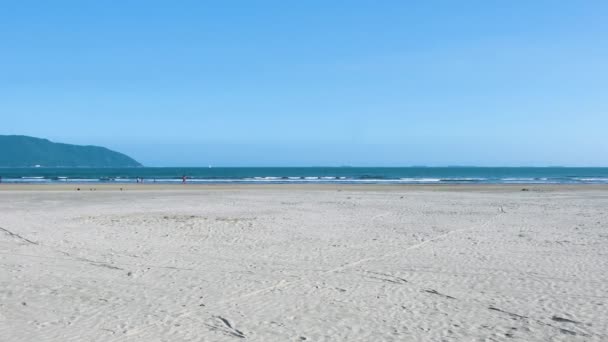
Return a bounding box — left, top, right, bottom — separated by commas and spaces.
2, 165, 608, 169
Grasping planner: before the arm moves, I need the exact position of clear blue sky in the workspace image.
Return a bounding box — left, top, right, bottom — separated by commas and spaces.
1, 1, 607, 166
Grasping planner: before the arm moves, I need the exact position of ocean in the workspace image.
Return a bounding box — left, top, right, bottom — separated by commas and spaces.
0, 167, 607, 184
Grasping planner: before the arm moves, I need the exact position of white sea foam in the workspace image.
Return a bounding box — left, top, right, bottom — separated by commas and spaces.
399, 178, 441, 182
68, 178, 103, 183
8, 178, 52, 183
442, 178, 486, 181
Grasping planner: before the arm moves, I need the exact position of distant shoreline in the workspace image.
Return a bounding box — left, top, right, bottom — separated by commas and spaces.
2, 183, 608, 192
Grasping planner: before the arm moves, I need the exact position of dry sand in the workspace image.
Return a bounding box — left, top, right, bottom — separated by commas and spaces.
1, 185, 607, 341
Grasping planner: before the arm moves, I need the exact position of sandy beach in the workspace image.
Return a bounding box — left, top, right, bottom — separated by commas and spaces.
1, 185, 607, 341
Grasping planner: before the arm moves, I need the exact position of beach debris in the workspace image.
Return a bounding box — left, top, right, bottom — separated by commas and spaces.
0, 226, 39, 245
423, 289, 455, 299
488, 306, 528, 319
551, 316, 580, 324
88, 262, 123, 270
559, 328, 577, 335
205, 316, 246, 339
364, 271, 408, 284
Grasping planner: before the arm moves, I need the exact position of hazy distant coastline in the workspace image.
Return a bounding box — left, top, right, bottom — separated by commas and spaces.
0, 135, 141, 168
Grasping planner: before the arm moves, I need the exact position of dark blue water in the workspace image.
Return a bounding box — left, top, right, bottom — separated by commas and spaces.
1, 167, 607, 184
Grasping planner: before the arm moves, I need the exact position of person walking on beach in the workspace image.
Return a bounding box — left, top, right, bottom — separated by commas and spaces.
182, 175, 187, 184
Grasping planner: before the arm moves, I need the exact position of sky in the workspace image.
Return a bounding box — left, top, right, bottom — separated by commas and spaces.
1, 1, 607, 166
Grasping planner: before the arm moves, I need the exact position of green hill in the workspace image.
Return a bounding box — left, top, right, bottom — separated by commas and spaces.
0, 135, 142, 167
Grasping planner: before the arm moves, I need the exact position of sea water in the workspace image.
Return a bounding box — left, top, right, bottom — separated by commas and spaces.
1, 167, 607, 184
